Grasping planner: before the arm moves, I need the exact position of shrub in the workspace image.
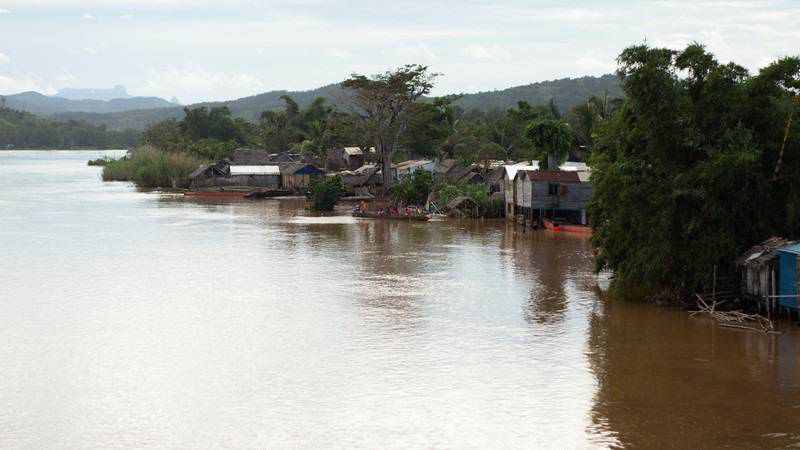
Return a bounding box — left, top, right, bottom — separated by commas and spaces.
102, 147, 203, 189
390, 170, 433, 205
87, 156, 113, 166
309, 176, 345, 211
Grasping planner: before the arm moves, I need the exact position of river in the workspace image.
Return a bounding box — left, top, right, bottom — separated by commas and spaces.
1, 150, 798, 449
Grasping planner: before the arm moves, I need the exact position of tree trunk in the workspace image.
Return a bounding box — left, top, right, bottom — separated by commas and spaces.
381, 145, 393, 193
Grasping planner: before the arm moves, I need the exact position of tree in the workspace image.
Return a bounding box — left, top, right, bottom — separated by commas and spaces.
342, 64, 439, 190
590, 42, 800, 301
526, 118, 573, 168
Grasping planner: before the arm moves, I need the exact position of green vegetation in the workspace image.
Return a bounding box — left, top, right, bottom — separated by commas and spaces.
102, 147, 203, 189
390, 171, 434, 205
435, 182, 503, 216
309, 176, 345, 211
0, 103, 139, 149
343, 64, 438, 187
590, 43, 800, 301
87, 156, 112, 166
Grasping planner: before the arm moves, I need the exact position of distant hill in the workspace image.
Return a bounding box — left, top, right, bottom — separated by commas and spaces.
47, 74, 623, 131
0, 105, 140, 149
56, 85, 132, 101
2, 91, 178, 116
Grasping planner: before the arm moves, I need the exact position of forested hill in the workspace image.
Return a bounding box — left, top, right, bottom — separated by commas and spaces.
50, 74, 622, 131
0, 106, 140, 149
455, 74, 622, 112
2, 91, 177, 116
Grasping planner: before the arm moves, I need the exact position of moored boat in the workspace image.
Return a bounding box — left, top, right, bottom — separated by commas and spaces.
543, 218, 592, 234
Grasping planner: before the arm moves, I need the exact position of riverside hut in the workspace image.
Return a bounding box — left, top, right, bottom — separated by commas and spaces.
503, 162, 538, 218
228, 165, 281, 188
280, 163, 325, 192
737, 237, 800, 312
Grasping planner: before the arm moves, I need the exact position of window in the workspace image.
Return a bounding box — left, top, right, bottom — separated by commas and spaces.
548, 183, 560, 195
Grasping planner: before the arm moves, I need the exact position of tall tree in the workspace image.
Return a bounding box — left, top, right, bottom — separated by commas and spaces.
590, 43, 800, 300
342, 64, 439, 189
526, 118, 573, 168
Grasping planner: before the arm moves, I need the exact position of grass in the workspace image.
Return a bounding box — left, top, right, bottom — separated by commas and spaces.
102, 147, 204, 189
87, 156, 113, 166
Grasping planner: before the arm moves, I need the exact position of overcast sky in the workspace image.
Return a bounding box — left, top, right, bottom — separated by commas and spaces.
0, 0, 798, 103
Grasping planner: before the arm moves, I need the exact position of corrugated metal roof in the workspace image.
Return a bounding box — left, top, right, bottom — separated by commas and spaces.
344, 147, 363, 156
230, 165, 280, 175
737, 237, 795, 266
393, 159, 433, 170
779, 243, 800, 255
560, 162, 590, 171
504, 162, 539, 180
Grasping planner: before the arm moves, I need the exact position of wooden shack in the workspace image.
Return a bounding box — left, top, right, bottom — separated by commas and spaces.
280, 163, 325, 192
737, 238, 798, 312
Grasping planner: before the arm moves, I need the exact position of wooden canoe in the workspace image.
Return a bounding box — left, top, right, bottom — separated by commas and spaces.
543, 218, 592, 234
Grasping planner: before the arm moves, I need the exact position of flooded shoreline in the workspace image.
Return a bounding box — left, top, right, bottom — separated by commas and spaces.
1, 151, 798, 449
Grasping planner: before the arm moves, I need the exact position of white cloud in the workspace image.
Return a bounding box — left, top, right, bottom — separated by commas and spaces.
120, 14, 134, 20
462, 45, 511, 62
0, 52, 10, 64
0, 8, 11, 14
81, 12, 95, 20
138, 66, 271, 103
0, 74, 55, 95
326, 48, 351, 59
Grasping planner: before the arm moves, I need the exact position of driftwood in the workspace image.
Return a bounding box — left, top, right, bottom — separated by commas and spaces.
691, 294, 777, 334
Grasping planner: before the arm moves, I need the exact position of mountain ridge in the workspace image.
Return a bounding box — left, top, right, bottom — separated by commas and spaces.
7, 74, 622, 131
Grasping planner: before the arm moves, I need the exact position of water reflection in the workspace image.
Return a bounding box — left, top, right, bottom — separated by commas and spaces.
587, 299, 800, 448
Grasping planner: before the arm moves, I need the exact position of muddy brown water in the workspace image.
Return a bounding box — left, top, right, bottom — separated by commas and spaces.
1, 151, 798, 449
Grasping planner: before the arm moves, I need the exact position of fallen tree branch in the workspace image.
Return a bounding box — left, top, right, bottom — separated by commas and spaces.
691, 294, 776, 334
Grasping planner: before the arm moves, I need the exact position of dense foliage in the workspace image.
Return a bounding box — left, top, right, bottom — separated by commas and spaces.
0, 105, 139, 149
309, 176, 345, 211
590, 43, 800, 300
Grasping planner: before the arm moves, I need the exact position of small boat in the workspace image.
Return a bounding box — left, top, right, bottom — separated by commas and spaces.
353, 211, 430, 221
543, 218, 592, 234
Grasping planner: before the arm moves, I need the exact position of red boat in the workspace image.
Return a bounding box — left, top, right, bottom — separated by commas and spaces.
543, 218, 592, 235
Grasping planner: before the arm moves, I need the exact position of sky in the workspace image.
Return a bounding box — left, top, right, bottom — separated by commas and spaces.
0, 0, 798, 104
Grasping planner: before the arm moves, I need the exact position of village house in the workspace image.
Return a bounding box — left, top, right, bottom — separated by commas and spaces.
228, 165, 281, 188
279, 163, 325, 192
335, 164, 382, 196
738, 238, 800, 313
512, 168, 592, 225
392, 159, 435, 180
502, 162, 539, 217
326, 147, 373, 171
